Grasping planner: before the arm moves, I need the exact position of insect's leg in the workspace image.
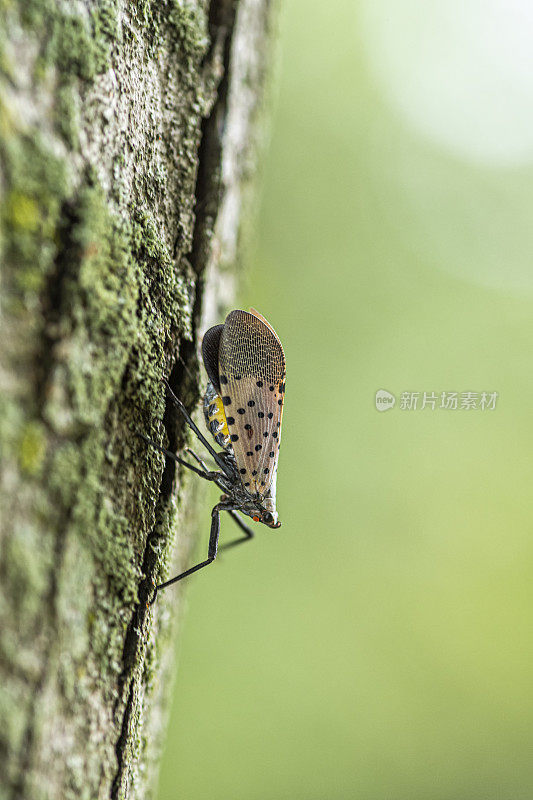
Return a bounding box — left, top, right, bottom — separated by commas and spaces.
219, 510, 255, 551
186, 447, 209, 473
149, 503, 227, 604
162, 378, 231, 476
136, 432, 217, 482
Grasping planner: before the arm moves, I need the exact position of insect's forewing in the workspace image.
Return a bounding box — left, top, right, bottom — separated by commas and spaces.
218, 310, 285, 496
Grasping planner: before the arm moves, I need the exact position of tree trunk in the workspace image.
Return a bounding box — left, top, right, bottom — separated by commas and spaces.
0, 1, 275, 798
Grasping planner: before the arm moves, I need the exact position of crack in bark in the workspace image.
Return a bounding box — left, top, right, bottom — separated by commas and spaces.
110, 1, 240, 795
191, 0, 238, 276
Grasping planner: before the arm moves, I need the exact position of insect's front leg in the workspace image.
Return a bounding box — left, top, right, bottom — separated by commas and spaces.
149, 501, 234, 605
219, 511, 255, 551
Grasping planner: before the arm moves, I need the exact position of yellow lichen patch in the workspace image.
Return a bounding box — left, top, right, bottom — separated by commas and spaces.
19, 421, 46, 476
6, 191, 40, 232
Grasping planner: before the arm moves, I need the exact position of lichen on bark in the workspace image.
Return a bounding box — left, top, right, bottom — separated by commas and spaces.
0, 0, 276, 797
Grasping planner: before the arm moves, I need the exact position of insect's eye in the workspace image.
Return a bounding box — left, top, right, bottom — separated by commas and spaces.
252, 515, 260, 522
262, 512, 273, 524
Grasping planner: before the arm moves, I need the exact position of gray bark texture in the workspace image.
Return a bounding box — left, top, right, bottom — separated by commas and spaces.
0, 1, 275, 798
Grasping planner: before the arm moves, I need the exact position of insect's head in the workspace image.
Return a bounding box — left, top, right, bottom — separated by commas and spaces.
248, 470, 281, 528
252, 508, 281, 529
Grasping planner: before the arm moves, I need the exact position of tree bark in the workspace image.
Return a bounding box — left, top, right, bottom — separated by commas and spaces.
0, 1, 275, 798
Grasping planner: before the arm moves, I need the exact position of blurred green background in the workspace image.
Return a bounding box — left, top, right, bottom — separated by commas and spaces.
158, 1, 533, 798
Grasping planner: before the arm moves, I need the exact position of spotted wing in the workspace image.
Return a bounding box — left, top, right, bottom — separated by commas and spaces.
218, 310, 285, 497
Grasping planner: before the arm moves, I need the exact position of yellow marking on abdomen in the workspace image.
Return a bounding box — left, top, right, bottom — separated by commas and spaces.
203, 382, 231, 450
207, 394, 229, 438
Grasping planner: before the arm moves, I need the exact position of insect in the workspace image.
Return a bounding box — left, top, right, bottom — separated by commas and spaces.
141, 309, 286, 603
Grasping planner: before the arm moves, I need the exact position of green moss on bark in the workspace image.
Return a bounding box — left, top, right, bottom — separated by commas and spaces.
0, 130, 68, 299
0, 1, 195, 790
20, 0, 119, 81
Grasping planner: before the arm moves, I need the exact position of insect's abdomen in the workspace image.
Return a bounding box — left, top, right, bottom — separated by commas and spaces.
203, 381, 231, 450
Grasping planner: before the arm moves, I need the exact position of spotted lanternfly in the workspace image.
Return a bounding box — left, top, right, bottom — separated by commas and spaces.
140, 309, 285, 602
